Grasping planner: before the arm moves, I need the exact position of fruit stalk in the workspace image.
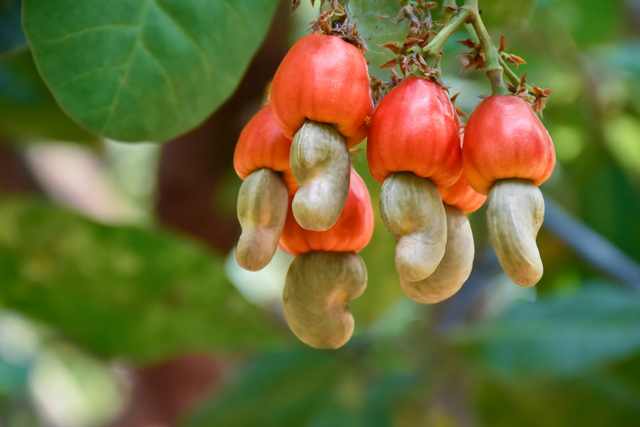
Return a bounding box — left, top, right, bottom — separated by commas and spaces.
463, 0, 509, 95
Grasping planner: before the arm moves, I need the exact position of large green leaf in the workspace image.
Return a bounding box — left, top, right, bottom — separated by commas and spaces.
22, 0, 279, 142
0, 198, 277, 362
0, 50, 98, 143
455, 285, 640, 376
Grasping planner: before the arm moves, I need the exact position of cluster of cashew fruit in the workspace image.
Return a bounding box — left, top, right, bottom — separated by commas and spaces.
368, 77, 486, 303
234, 33, 374, 349
234, 30, 555, 350
368, 77, 555, 299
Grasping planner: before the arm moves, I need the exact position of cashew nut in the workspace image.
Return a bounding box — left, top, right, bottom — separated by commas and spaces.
236, 169, 289, 271
400, 204, 474, 303
283, 251, 366, 349
290, 120, 351, 231
379, 172, 447, 282
487, 178, 544, 287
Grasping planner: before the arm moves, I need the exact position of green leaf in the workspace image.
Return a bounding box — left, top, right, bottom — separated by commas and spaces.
0, 50, 98, 144
455, 285, 640, 376
186, 350, 343, 427
23, 0, 279, 142
0, 197, 277, 362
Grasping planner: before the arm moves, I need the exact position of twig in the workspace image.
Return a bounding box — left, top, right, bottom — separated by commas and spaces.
543, 196, 640, 292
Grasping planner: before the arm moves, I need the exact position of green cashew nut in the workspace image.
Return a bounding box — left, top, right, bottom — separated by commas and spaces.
290, 120, 351, 231
380, 172, 447, 282
400, 204, 474, 304
236, 169, 289, 271
283, 251, 367, 349
487, 178, 544, 287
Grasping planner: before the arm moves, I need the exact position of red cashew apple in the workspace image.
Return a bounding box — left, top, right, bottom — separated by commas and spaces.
271, 33, 373, 231
463, 95, 555, 287
368, 77, 462, 283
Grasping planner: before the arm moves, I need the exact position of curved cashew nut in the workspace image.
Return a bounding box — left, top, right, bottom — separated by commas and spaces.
400, 204, 474, 304
283, 251, 367, 349
487, 178, 544, 287
236, 169, 289, 271
290, 120, 351, 231
379, 172, 447, 282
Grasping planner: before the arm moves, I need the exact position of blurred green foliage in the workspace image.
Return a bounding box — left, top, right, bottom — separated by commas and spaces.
0, 198, 279, 362
0, 0, 639, 425
455, 285, 640, 376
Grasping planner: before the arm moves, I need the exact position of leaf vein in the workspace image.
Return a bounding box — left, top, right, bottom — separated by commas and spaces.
151, 0, 212, 78
99, 0, 152, 138
57, 64, 127, 89
42, 24, 137, 46
137, 38, 183, 118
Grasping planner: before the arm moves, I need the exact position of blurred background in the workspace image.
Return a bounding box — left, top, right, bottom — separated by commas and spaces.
1, 0, 640, 425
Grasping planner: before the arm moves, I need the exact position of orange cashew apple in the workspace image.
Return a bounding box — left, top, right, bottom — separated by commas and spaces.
279, 168, 373, 350
233, 105, 295, 271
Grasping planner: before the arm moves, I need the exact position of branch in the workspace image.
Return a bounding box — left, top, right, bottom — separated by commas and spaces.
543, 196, 640, 292
423, 8, 471, 64
462, 0, 508, 94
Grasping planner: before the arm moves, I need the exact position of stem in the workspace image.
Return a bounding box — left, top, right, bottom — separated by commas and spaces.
423, 8, 471, 64
440, 0, 458, 25
499, 56, 523, 88
467, 21, 536, 96
462, 0, 509, 95
465, 23, 479, 43
434, 0, 459, 70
